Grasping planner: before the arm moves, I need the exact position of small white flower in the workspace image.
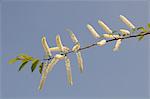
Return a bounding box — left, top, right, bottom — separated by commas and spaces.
113, 39, 122, 51
97, 39, 106, 46
120, 15, 135, 29
87, 24, 100, 38
98, 20, 112, 33
120, 29, 130, 36
41, 36, 52, 56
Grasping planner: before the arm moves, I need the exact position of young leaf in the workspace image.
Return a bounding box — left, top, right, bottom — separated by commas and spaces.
137, 27, 147, 32
147, 23, 150, 28
138, 35, 144, 41
18, 60, 29, 71
39, 63, 44, 74
18, 53, 33, 60
8, 58, 18, 64
31, 59, 40, 72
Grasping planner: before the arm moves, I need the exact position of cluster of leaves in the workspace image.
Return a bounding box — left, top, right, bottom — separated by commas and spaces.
8, 54, 43, 73
135, 23, 150, 40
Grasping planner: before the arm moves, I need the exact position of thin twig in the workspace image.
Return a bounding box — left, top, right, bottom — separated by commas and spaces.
44, 32, 150, 61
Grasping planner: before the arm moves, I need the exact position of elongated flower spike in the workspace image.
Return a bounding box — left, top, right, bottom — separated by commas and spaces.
76, 52, 83, 72
49, 46, 70, 52
41, 36, 52, 57
56, 34, 64, 52
66, 29, 78, 43
97, 39, 106, 46
103, 34, 120, 39
86, 24, 101, 38
67, 29, 84, 73
113, 39, 122, 51
120, 29, 130, 36
38, 54, 65, 90
98, 20, 112, 34
65, 56, 73, 86
120, 15, 135, 29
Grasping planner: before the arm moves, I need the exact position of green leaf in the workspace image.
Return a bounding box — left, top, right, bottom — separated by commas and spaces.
18, 53, 33, 60
18, 60, 28, 71
147, 23, 150, 28
39, 62, 44, 74
8, 58, 18, 64
31, 59, 40, 72
138, 35, 144, 41
137, 27, 147, 32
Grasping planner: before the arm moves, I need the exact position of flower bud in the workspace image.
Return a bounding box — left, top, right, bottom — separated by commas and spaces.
97, 39, 106, 46
120, 15, 135, 29
98, 20, 112, 33
87, 24, 100, 38
120, 29, 130, 36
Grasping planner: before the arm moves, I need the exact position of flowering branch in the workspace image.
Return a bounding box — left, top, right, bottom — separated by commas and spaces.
8, 15, 150, 91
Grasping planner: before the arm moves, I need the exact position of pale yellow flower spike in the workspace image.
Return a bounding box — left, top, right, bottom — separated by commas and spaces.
38, 54, 64, 90
98, 20, 112, 34
97, 39, 106, 46
103, 34, 114, 39
56, 35, 64, 52
38, 58, 59, 90
113, 39, 122, 51
49, 46, 70, 52
41, 36, 52, 56
86, 24, 101, 38
38, 62, 48, 91
65, 56, 73, 86
120, 15, 135, 29
120, 29, 130, 36
66, 29, 79, 43
76, 52, 83, 73
103, 34, 120, 39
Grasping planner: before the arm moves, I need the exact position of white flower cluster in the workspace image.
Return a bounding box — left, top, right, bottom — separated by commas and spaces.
87, 15, 135, 51
39, 15, 136, 90
39, 30, 84, 90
